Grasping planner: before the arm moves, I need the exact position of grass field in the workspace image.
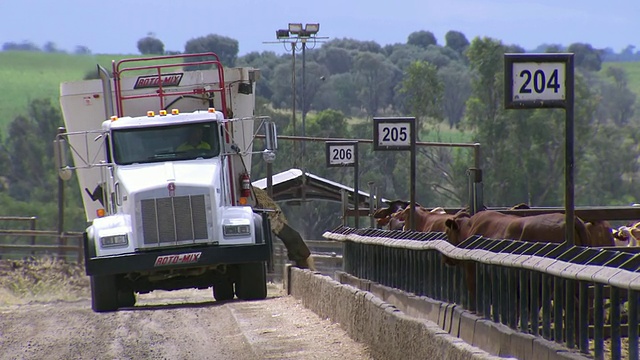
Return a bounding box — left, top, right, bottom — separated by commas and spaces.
0, 51, 127, 131
0, 51, 169, 133
601, 61, 640, 96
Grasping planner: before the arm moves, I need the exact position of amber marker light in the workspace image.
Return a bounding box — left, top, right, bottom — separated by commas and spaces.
110, 116, 118, 122
159, 110, 167, 116
171, 109, 180, 115
96, 208, 106, 217
208, 107, 216, 113
238, 197, 248, 205
147, 111, 155, 117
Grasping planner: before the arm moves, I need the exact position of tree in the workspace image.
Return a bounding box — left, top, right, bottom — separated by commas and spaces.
316, 46, 353, 74
137, 33, 164, 55
353, 52, 396, 117
423, 45, 459, 68
567, 42, 603, 71
445, 31, 469, 54
398, 60, 443, 135
323, 38, 382, 53
43, 41, 61, 53
386, 44, 428, 71
297, 61, 330, 116
5, 99, 63, 202
407, 31, 437, 49
74, 45, 91, 55
237, 50, 280, 99
184, 34, 239, 68
598, 67, 636, 126
438, 62, 471, 129
2, 41, 40, 51
312, 73, 359, 116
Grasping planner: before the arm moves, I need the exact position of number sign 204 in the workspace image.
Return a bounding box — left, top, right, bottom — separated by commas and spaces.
504, 53, 572, 109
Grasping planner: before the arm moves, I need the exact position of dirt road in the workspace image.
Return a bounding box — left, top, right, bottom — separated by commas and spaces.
0, 285, 372, 360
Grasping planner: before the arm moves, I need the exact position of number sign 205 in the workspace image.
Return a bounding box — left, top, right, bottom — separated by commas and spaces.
373, 117, 414, 151
325, 141, 357, 167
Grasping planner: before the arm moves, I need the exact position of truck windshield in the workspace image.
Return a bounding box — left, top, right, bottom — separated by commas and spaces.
111, 122, 220, 165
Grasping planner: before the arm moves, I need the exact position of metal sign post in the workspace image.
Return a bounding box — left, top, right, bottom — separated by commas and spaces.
505, 53, 576, 351
504, 53, 574, 245
326, 141, 359, 227
373, 117, 416, 230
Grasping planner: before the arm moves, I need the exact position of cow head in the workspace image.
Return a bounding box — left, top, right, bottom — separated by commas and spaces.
584, 220, 615, 247
373, 200, 411, 230
444, 213, 471, 246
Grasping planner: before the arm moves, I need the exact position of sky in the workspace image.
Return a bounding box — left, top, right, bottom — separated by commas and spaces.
1, 0, 638, 56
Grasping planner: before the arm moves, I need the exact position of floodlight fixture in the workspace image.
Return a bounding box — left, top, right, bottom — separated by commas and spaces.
288, 23, 303, 34
276, 29, 290, 39
304, 23, 320, 35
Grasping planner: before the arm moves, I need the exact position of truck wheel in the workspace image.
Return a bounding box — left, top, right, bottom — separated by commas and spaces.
235, 262, 267, 300
90, 275, 119, 312
118, 288, 136, 308
213, 279, 234, 301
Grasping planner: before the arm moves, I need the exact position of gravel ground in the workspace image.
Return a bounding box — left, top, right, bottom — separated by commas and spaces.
0, 282, 373, 360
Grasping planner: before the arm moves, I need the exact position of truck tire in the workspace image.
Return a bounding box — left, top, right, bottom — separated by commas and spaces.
235, 262, 267, 300
213, 279, 235, 301
118, 288, 136, 308
90, 275, 119, 312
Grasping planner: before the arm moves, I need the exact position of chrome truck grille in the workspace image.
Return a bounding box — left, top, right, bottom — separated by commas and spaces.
140, 195, 208, 245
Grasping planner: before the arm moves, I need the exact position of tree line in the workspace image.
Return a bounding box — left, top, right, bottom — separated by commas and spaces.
0, 31, 638, 239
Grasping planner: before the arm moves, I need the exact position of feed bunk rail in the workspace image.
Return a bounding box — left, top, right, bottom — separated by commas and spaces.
324, 226, 640, 360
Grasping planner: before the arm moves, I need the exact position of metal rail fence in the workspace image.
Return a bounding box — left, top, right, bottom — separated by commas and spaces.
325, 226, 640, 360
0, 230, 84, 262
269, 239, 343, 281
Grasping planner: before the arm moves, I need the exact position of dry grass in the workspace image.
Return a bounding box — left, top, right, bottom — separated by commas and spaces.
0, 257, 90, 305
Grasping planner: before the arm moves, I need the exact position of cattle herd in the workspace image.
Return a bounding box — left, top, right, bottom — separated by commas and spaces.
373, 200, 640, 248
372, 200, 640, 311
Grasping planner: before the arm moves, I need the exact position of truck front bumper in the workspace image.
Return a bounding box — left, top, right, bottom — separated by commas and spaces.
84, 241, 270, 276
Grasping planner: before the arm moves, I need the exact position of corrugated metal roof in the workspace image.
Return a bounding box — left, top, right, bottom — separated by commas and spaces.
252, 168, 389, 204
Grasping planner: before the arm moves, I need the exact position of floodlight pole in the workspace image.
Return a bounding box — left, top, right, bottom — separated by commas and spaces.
291, 45, 297, 161
301, 39, 306, 157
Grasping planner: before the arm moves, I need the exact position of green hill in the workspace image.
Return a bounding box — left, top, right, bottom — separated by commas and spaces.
0, 51, 138, 134
601, 61, 640, 97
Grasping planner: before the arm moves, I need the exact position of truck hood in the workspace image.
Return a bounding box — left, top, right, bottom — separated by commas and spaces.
116, 160, 221, 195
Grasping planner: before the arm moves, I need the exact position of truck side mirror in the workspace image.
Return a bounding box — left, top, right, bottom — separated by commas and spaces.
54, 133, 73, 181
265, 121, 278, 151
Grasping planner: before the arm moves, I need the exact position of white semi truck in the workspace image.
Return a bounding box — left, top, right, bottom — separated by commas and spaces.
55, 53, 281, 312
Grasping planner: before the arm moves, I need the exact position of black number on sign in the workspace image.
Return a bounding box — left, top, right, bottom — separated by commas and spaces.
547, 69, 560, 93
381, 126, 408, 142
533, 70, 545, 93
519, 69, 560, 94
332, 148, 352, 161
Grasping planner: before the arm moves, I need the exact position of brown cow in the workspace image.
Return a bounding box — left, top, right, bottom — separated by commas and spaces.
445, 210, 590, 247
444, 210, 591, 308
584, 220, 615, 247
393, 206, 454, 232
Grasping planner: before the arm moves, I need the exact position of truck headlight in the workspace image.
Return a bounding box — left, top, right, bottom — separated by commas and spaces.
100, 234, 128, 247
223, 224, 251, 237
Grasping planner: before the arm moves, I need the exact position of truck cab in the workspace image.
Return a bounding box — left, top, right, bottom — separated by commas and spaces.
56, 53, 277, 312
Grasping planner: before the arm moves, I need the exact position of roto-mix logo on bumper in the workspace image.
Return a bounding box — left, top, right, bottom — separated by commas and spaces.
134, 73, 183, 89
154, 252, 202, 267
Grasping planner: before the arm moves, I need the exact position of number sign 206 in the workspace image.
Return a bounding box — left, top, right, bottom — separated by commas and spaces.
325, 142, 357, 167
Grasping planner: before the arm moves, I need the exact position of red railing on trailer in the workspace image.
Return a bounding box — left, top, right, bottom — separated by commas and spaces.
111, 52, 237, 204
111, 52, 228, 118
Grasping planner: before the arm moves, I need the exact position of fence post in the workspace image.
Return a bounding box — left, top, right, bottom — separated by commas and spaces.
57, 127, 66, 261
